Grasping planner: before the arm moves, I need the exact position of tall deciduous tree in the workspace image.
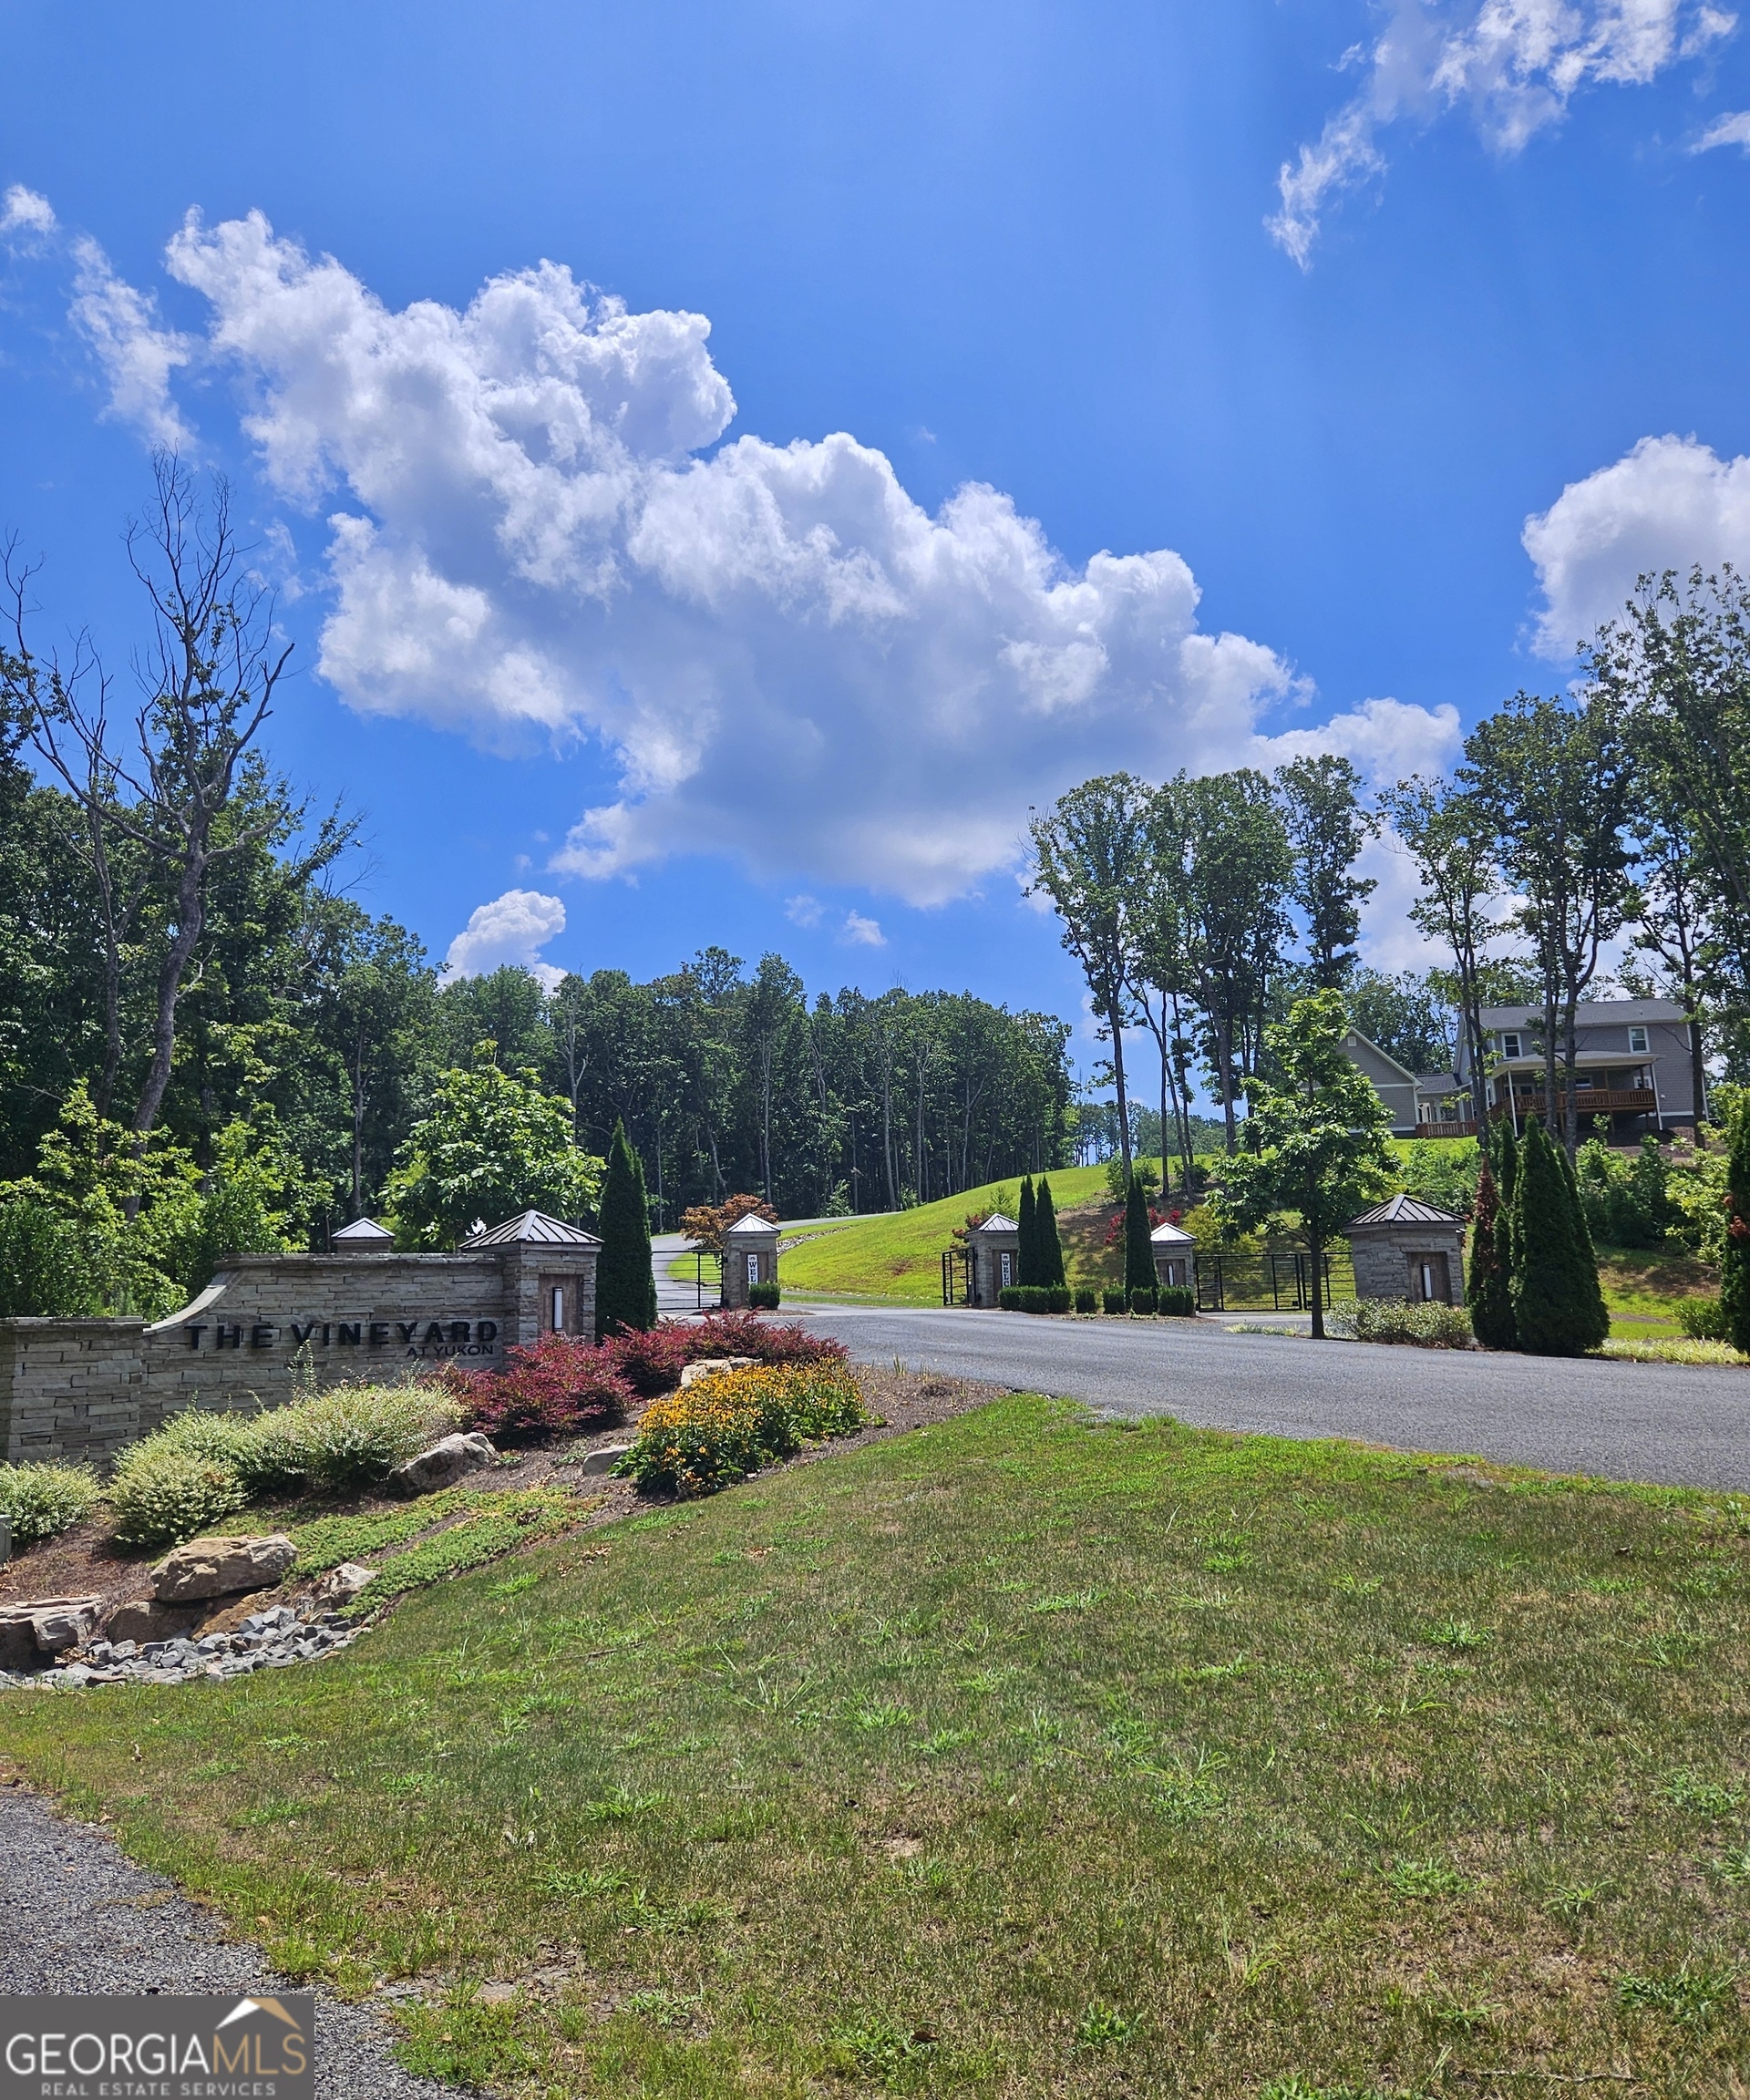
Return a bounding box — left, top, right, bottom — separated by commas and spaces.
386, 1045, 603, 1251
1379, 777, 1501, 1149
1275, 754, 1377, 987
1165, 770, 1294, 1153
1462, 691, 1635, 1160
1217, 990, 1396, 1340
3, 458, 353, 1148
1029, 775, 1148, 1182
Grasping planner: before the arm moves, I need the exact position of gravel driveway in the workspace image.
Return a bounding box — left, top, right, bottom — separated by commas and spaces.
0, 1784, 464, 2099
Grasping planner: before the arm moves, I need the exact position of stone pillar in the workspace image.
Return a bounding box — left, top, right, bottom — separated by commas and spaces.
721, 1217, 780, 1307
1148, 1224, 1198, 1295
966, 1215, 1021, 1307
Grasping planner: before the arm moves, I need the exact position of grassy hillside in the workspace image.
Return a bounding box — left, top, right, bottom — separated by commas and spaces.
6, 1401, 1747, 2096
776, 1166, 1112, 1303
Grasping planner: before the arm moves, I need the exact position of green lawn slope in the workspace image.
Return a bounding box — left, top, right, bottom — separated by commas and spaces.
5, 1401, 1747, 2096
775, 1165, 1112, 1303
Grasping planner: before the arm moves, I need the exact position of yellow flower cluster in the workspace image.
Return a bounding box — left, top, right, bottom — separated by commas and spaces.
618, 1360, 868, 1498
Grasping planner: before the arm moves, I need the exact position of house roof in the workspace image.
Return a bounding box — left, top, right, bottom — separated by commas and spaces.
331, 1217, 394, 1245
1342, 1027, 1417, 1083
724, 1211, 780, 1237
459, 1210, 602, 1248
973, 1212, 1019, 1234
1149, 1220, 1195, 1245
1347, 1193, 1466, 1229
1477, 998, 1685, 1027
1415, 1072, 1464, 1093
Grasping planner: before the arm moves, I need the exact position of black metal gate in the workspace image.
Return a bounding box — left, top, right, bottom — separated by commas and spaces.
941, 1246, 972, 1307
1195, 1250, 1352, 1313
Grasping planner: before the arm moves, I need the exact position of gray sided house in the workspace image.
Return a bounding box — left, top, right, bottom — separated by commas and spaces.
0, 1210, 600, 1471
1342, 998, 1697, 1143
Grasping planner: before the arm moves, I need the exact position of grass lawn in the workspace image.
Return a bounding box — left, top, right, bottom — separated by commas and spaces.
772, 1167, 1113, 1304
1600, 1246, 1721, 1337
5, 1401, 1750, 2096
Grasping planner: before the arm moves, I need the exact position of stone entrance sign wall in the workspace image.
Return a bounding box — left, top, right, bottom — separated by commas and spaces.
0, 1209, 599, 1470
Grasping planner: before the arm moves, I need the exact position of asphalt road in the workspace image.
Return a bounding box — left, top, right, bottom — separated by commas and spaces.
795, 1304, 1750, 1490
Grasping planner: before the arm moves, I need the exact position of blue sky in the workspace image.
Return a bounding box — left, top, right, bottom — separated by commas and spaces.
5, 1, 1750, 1086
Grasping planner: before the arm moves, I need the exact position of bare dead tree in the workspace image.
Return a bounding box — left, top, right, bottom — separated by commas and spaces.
5, 455, 297, 1148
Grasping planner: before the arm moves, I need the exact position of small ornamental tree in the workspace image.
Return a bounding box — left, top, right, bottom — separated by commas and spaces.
1124, 1171, 1155, 1300
680, 1193, 778, 1258
1035, 1175, 1066, 1289
1018, 1176, 1038, 1287
1467, 1156, 1516, 1349
595, 1120, 657, 1338
1509, 1119, 1608, 1356
386, 1044, 602, 1251
1718, 1091, 1750, 1354
1216, 990, 1396, 1340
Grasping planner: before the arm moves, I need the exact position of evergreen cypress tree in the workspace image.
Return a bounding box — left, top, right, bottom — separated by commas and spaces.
1017, 1175, 1037, 1288
1556, 1127, 1611, 1349
1124, 1172, 1155, 1299
1035, 1175, 1066, 1289
594, 1119, 657, 1338
1509, 1120, 1605, 1356
1466, 1155, 1515, 1349
1719, 1099, 1750, 1355
1493, 1120, 1518, 1313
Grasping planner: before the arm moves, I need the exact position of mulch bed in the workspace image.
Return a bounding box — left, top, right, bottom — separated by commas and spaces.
0, 1367, 1008, 1627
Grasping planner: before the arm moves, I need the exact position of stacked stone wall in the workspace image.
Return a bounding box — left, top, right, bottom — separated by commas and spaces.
3, 1240, 600, 1467
0, 1321, 147, 1470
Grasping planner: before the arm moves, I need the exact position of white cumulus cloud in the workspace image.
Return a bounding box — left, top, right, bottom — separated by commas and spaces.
1, 185, 57, 240
841, 911, 886, 946
1522, 432, 1750, 653
1693, 106, 1750, 147
71, 209, 1456, 903
1271, 1, 1736, 268
70, 234, 194, 447
442, 888, 568, 991
785, 894, 825, 929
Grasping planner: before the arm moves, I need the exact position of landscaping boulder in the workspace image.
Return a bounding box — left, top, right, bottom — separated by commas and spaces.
679, 1356, 756, 1387
313, 1561, 377, 1606
0, 1597, 102, 1671
580, 1443, 632, 1476
150, 1533, 299, 1603
390, 1431, 497, 1497
105, 1598, 201, 1645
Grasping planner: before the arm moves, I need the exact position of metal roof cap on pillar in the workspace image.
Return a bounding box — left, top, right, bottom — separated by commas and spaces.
331, 1217, 395, 1250
459, 1210, 603, 1248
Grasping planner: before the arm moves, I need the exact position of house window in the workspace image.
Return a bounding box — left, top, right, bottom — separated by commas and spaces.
1628, 1025, 1649, 1055
1499, 1031, 1523, 1059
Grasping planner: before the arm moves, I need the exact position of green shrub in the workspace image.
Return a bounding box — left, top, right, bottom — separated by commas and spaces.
108, 1442, 249, 1549
1102, 1289, 1127, 1315
0, 1460, 102, 1548
998, 1285, 1054, 1312
1127, 1286, 1158, 1315
235, 1381, 462, 1495
1576, 1134, 1674, 1249
1074, 1288, 1098, 1314
1045, 1285, 1072, 1313
1676, 1296, 1732, 1342
747, 1280, 780, 1310
998, 1286, 1021, 1311
1325, 1297, 1474, 1348
1158, 1286, 1195, 1317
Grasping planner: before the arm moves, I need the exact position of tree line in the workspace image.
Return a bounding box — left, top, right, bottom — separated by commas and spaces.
0, 461, 1075, 1317
1031, 563, 1750, 1175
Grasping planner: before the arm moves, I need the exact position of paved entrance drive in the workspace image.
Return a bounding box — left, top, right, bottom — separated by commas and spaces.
797, 1305, 1750, 1491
